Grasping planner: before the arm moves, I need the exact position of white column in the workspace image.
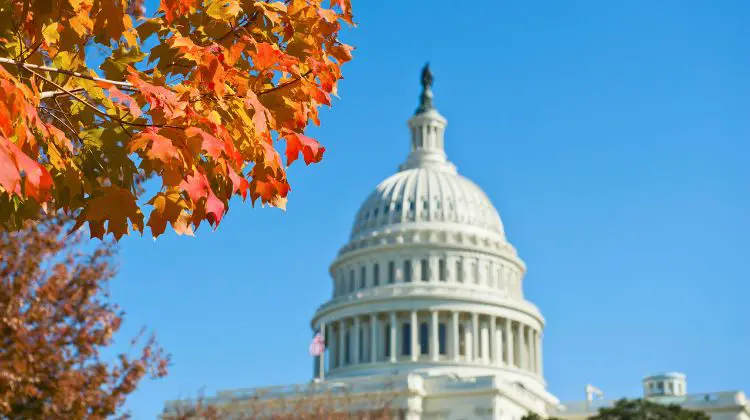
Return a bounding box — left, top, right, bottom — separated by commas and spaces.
505, 318, 514, 367
451, 311, 459, 362
472, 313, 479, 362
481, 320, 489, 364
430, 310, 439, 361
318, 322, 326, 380
528, 327, 535, 372
353, 316, 360, 364
389, 312, 397, 363
370, 314, 378, 363
519, 324, 527, 370
490, 316, 497, 365
537, 330, 543, 375
410, 310, 418, 362
338, 319, 346, 367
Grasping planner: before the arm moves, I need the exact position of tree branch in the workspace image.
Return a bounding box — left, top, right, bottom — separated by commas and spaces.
26, 67, 183, 131
0, 57, 133, 88
258, 70, 313, 96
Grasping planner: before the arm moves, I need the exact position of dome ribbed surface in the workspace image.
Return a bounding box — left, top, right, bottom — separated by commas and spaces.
350, 167, 505, 239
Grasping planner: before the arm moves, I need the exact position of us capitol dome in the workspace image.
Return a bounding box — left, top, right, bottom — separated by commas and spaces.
163, 65, 749, 420
311, 64, 553, 400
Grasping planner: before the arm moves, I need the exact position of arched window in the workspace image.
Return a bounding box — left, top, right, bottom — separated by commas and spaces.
384, 323, 391, 358
439, 323, 447, 355
419, 322, 429, 355
349, 270, 355, 292
439, 259, 446, 282
401, 323, 411, 356
388, 261, 395, 284
421, 259, 429, 282
360, 266, 366, 289
456, 259, 463, 283
373, 263, 380, 286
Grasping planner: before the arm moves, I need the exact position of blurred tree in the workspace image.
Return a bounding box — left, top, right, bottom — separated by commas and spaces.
0, 211, 168, 419
590, 398, 711, 420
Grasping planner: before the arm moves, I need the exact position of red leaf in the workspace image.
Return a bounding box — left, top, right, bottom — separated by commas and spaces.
108, 86, 141, 118
285, 133, 325, 166
185, 127, 225, 159
205, 190, 225, 227
0, 136, 53, 202
179, 171, 210, 204
128, 129, 180, 163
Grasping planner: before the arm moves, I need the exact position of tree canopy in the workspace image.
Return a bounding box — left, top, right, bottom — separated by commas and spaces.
590, 398, 711, 420
0, 211, 167, 418
0, 0, 354, 239
522, 398, 710, 420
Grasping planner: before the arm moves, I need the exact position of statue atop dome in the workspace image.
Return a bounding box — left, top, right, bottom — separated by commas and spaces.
415, 63, 434, 114
421, 63, 433, 89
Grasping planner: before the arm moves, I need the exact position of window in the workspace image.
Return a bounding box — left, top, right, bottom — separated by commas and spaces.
439, 259, 446, 282
359, 327, 365, 362
474, 260, 480, 284
402, 323, 411, 355
404, 260, 412, 283
487, 263, 492, 287
456, 259, 463, 283
373, 263, 380, 286
360, 266, 366, 289
419, 323, 429, 355
438, 323, 447, 355
384, 324, 391, 357
349, 270, 354, 292
388, 261, 395, 284
458, 324, 466, 356
395, 202, 402, 212
345, 331, 351, 364
421, 259, 429, 282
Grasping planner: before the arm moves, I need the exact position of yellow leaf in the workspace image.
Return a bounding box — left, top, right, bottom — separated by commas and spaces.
206, 0, 241, 21
122, 16, 137, 47
42, 23, 61, 45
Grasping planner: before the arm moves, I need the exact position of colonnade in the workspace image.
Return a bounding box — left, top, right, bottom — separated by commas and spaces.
314, 310, 542, 380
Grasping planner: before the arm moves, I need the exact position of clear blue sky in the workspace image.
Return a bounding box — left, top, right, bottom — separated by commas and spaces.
112, 1, 750, 418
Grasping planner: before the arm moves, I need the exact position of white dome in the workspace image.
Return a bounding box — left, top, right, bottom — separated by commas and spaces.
350, 168, 505, 240
311, 66, 547, 394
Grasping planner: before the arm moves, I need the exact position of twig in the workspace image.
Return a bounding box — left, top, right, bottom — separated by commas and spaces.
26, 67, 183, 130
0, 57, 134, 88
258, 70, 313, 96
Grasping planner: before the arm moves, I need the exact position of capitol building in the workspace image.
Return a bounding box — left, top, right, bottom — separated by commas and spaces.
163, 67, 748, 420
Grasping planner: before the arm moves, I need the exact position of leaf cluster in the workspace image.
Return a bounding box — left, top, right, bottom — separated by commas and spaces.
0, 0, 354, 239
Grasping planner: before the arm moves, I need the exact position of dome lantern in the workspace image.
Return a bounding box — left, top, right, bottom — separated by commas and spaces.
400, 63, 454, 173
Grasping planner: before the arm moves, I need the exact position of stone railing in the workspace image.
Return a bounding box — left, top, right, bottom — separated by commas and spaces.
163, 375, 414, 414
316, 283, 533, 314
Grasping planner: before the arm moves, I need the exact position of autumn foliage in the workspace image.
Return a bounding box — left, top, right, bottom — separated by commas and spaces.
0, 0, 354, 239
0, 211, 168, 418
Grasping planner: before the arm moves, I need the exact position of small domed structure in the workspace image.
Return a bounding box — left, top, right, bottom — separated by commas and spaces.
643, 372, 688, 398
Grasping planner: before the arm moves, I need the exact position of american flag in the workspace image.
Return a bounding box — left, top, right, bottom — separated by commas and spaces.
309, 332, 325, 356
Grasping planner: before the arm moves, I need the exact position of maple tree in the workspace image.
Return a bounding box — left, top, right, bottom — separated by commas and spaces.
0, 0, 354, 239
0, 210, 168, 418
